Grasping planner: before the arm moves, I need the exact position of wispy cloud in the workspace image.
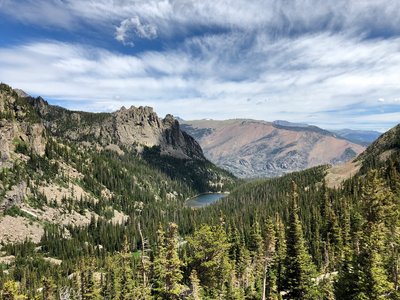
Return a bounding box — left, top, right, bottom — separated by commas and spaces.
2, 1, 400, 38
115, 16, 157, 46
0, 1, 399, 130
0, 31, 399, 130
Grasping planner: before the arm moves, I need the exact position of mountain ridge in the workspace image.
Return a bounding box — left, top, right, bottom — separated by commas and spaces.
0, 83, 236, 244
181, 118, 366, 178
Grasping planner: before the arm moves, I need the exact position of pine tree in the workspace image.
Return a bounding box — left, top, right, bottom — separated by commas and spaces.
188, 270, 203, 300
262, 218, 278, 300
248, 220, 264, 298
356, 171, 394, 299
153, 223, 185, 299
118, 236, 135, 299
284, 182, 318, 299
187, 224, 232, 298
274, 214, 286, 294
41, 277, 56, 300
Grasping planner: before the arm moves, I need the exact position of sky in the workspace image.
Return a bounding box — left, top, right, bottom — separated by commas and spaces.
0, 1, 400, 131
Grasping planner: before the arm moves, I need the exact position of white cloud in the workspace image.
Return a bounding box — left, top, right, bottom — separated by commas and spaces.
1, 1, 400, 130
0, 31, 399, 130
115, 16, 157, 46
2, 0, 400, 39
0, 0, 75, 29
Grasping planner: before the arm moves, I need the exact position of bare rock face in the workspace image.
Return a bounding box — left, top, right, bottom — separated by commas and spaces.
112, 106, 162, 147
0, 121, 17, 163
0, 86, 46, 167
110, 107, 204, 160
0, 182, 27, 212
30, 98, 205, 161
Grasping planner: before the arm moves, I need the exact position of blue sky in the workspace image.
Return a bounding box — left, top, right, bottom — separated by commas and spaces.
0, 1, 400, 131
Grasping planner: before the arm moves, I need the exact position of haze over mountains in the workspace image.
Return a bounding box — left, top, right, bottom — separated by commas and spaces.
181, 119, 378, 178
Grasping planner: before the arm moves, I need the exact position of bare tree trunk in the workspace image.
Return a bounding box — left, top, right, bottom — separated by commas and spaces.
395, 246, 399, 291
262, 265, 267, 300
138, 220, 147, 286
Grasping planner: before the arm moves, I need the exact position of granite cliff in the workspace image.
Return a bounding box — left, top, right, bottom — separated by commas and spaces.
27, 96, 204, 161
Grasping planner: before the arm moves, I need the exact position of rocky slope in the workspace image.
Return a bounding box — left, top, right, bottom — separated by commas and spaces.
28, 96, 204, 161
181, 119, 366, 178
0, 83, 236, 243
356, 123, 400, 165
325, 123, 399, 188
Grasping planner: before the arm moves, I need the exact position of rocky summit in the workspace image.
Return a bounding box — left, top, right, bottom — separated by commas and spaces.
27, 96, 205, 161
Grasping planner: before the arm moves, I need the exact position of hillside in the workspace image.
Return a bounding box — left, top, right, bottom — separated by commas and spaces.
0, 83, 399, 299
331, 128, 381, 146
0, 83, 236, 245
181, 119, 365, 178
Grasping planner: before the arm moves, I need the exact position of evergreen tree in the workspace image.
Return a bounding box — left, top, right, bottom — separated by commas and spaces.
355, 171, 394, 299
274, 214, 287, 294
187, 224, 232, 299
248, 220, 265, 298
188, 270, 203, 300
262, 218, 278, 300
284, 182, 318, 299
153, 223, 185, 299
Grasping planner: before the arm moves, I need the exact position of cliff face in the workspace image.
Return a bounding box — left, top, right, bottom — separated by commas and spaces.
0, 85, 46, 167
181, 119, 366, 178
27, 97, 205, 161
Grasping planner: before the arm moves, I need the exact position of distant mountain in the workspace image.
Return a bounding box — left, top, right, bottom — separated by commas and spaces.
331, 129, 382, 146
180, 119, 365, 178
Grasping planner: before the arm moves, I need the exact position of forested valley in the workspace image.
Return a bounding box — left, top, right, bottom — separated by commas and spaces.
0, 83, 399, 299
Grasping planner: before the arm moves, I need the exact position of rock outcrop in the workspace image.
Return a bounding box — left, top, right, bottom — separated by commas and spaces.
29, 97, 205, 161
0, 85, 46, 167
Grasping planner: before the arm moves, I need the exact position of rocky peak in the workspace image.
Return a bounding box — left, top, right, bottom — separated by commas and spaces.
26, 96, 49, 115
13, 89, 30, 98
113, 105, 160, 129
110, 106, 204, 160
12, 90, 206, 161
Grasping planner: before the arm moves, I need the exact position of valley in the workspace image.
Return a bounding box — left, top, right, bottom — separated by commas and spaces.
0, 83, 399, 300
1, 2, 399, 299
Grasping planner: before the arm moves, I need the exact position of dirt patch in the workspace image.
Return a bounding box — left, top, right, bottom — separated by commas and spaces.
379, 149, 396, 162
0, 215, 44, 244
20, 204, 94, 227
325, 161, 361, 188
110, 209, 128, 225
57, 161, 84, 180
105, 144, 124, 156
43, 257, 62, 265
0, 255, 15, 264
39, 182, 93, 204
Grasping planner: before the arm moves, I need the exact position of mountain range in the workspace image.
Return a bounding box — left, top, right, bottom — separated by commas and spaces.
180, 119, 373, 178
1, 83, 399, 299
